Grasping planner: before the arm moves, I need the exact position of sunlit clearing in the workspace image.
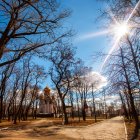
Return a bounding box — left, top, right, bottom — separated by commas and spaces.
112, 23, 129, 38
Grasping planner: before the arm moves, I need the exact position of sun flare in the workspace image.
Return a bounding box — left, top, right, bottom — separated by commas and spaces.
112, 23, 130, 38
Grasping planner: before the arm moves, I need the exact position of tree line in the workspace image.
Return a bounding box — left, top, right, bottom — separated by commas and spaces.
101, 0, 140, 139
0, 0, 113, 126
0, 1, 139, 140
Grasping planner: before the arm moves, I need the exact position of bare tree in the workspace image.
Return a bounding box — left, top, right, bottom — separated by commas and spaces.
0, 63, 15, 122
102, 45, 139, 138
48, 44, 76, 124
98, 0, 140, 138
73, 65, 92, 121
0, 0, 71, 67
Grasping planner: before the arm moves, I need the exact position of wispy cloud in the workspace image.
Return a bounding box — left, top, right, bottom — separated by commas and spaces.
86, 71, 107, 90
75, 30, 109, 43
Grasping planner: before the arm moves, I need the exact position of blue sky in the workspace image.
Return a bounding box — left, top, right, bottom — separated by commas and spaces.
37, 0, 112, 88
60, 0, 110, 71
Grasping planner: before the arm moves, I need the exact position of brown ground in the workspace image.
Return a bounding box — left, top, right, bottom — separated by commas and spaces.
0, 117, 127, 140
0, 117, 102, 140
59, 116, 126, 140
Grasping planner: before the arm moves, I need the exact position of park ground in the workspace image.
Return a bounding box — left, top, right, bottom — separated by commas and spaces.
0, 116, 139, 140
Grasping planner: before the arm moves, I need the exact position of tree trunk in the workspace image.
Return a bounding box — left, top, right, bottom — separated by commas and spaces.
129, 92, 139, 139
82, 107, 86, 121
119, 92, 129, 119
94, 106, 97, 122
0, 96, 3, 123
127, 37, 140, 81
62, 101, 68, 124
120, 47, 139, 139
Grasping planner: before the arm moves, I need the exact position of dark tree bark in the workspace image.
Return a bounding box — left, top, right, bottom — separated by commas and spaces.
0, 0, 71, 66
120, 47, 139, 139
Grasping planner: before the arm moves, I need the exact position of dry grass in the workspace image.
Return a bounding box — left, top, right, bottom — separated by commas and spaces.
125, 119, 140, 140
125, 120, 135, 140
66, 119, 103, 126
0, 117, 104, 129
47, 117, 104, 126
0, 118, 41, 129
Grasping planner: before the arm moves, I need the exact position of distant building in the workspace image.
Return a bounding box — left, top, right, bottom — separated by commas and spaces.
39, 95, 53, 114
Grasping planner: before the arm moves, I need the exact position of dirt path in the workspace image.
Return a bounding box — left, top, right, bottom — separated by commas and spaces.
59, 116, 126, 140
0, 119, 74, 140
0, 117, 126, 140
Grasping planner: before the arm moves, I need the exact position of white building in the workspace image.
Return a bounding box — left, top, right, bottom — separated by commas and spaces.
39, 95, 54, 114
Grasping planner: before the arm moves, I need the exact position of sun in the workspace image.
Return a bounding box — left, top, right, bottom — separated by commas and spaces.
112, 23, 130, 38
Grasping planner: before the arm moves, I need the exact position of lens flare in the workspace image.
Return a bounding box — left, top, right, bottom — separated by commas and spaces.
112, 23, 130, 37
100, 36, 120, 71
100, 0, 140, 71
